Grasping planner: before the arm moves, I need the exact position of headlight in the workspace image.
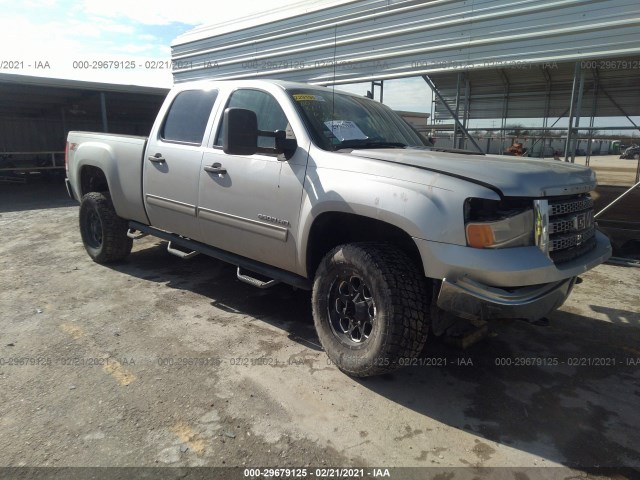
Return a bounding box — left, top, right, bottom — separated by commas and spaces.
464, 198, 534, 249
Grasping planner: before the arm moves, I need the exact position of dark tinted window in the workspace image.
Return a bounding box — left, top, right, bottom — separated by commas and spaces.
215, 89, 291, 149
161, 89, 218, 144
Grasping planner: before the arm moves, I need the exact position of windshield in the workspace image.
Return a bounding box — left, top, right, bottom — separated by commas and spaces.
287, 88, 431, 151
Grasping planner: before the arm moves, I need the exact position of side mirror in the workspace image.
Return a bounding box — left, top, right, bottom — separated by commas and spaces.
223, 108, 257, 156
274, 130, 298, 160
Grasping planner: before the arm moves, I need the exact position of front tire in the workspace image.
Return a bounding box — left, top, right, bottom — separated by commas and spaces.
79, 192, 132, 263
312, 243, 431, 377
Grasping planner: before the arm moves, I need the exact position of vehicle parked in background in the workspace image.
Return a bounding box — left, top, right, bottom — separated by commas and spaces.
620, 144, 640, 160
65, 79, 611, 377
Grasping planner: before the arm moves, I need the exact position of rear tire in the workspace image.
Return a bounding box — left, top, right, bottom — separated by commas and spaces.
312, 242, 431, 377
79, 192, 132, 263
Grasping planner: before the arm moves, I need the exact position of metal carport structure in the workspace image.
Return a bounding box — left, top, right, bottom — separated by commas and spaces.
0, 74, 168, 182
427, 60, 640, 166
171, 0, 640, 164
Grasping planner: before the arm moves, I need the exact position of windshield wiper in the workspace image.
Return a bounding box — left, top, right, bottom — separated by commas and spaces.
336, 140, 407, 150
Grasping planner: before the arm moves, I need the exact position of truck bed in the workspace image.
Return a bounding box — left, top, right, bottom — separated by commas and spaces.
67, 131, 149, 224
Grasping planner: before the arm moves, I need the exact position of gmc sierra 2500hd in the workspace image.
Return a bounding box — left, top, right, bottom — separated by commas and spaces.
65, 79, 611, 377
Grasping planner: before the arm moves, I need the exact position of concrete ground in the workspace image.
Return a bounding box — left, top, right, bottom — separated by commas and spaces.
0, 180, 639, 479
570, 155, 639, 187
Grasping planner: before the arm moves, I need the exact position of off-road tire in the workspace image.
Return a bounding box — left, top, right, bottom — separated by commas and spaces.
79, 192, 132, 263
312, 242, 431, 377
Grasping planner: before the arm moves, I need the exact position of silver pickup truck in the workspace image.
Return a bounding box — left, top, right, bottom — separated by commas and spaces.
65, 79, 611, 376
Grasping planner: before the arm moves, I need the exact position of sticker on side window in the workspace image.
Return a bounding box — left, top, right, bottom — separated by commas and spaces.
324, 120, 368, 141
293, 94, 326, 102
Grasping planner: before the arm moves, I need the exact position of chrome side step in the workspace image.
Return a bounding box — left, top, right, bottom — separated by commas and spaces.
128, 221, 311, 290
236, 267, 279, 289
127, 229, 148, 240
167, 241, 199, 259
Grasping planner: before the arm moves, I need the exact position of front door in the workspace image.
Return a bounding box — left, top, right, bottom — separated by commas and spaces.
197, 88, 307, 273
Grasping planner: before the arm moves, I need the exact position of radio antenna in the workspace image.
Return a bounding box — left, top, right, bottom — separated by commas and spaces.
331, 24, 337, 123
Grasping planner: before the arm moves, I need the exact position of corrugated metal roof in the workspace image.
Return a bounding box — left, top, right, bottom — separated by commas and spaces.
0, 73, 169, 96
171, 0, 640, 85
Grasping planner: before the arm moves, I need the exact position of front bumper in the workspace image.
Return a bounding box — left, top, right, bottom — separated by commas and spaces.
414, 230, 611, 322
437, 276, 576, 322
413, 230, 611, 287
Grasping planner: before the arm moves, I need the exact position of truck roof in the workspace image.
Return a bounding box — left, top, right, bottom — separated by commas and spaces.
172, 78, 351, 95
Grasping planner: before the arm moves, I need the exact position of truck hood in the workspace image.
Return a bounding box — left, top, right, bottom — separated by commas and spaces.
349, 149, 597, 197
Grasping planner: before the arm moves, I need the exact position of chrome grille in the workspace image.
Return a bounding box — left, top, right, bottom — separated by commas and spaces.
548, 210, 595, 235
549, 196, 593, 216
546, 195, 596, 263
549, 217, 575, 235
550, 226, 596, 251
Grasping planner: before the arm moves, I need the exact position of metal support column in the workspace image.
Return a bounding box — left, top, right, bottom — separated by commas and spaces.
461, 76, 471, 150
569, 68, 585, 163
541, 68, 552, 158
585, 71, 599, 166
452, 73, 462, 148
422, 75, 483, 153
499, 69, 509, 154
368, 80, 384, 103
430, 97, 436, 128
100, 92, 109, 133
564, 62, 581, 162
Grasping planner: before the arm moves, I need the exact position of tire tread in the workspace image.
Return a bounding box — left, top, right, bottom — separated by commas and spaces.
312, 242, 431, 377
79, 192, 132, 263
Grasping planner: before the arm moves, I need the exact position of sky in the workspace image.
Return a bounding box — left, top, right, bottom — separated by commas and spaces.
0, 0, 305, 87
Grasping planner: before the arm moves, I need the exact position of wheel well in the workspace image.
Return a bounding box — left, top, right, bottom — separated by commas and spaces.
80, 166, 109, 196
306, 212, 423, 279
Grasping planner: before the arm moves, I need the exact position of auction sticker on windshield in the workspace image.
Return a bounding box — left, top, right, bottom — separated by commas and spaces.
324, 120, 368, 141
293, 94, 325, 102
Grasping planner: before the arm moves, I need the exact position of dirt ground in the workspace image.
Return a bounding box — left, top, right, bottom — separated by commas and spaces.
572, 155, 639, 187
0, 180, 639, 480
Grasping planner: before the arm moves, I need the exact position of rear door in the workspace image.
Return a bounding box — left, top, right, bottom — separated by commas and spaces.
197, 88, 308, 273
143, 89, 218, 239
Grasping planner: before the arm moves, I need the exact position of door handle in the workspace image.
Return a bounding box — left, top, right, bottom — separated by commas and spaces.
148, 153, 165, 163
204, 162, 227, 175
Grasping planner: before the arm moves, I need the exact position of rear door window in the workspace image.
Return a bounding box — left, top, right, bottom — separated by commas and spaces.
161, 89, 218, 145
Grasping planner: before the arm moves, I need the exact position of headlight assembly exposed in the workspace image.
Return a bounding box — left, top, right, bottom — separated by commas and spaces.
464, 198, 534, 249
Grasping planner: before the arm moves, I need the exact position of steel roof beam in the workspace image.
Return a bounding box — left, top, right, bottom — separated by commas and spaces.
422, 75, 483, 154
